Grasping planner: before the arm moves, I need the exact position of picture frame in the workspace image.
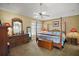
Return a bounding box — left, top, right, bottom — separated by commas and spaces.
53, 21, 59, 27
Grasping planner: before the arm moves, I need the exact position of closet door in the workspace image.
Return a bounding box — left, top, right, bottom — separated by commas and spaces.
0, 26, 8, 56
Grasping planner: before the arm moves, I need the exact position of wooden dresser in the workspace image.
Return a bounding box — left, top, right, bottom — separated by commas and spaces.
66, 37, 78, 45
8, 34, 30, 48
0, 26, 8, 56
38, 39, 53, 50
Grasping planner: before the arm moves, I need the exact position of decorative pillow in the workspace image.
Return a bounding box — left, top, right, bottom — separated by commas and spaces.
53, 32, 60, 35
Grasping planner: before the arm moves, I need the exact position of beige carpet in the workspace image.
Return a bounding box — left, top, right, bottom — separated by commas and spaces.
9, 39, 79, 56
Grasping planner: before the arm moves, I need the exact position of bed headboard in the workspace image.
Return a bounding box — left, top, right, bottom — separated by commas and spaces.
50, 29, 65, 33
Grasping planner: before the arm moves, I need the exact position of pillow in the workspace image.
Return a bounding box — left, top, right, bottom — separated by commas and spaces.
53, 32, 60, 35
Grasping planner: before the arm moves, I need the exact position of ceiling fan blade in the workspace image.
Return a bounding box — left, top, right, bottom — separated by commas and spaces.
42, 15, 50, 17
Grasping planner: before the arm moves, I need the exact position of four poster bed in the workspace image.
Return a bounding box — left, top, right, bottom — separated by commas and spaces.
37, 17, 66, 49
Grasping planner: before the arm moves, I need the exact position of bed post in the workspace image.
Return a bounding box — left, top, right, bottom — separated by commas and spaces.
60, 17, 62, 48
65, 19, 66, 36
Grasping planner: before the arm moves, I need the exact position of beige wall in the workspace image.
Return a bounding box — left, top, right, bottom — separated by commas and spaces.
0, 9, 35, 33
0, 9, 79, 34
42, 18, 65, 31
63, 15, 79, 33
42, 15, 79, 33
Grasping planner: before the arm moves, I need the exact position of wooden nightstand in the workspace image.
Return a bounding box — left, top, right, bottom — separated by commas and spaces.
66, 37, 78, 45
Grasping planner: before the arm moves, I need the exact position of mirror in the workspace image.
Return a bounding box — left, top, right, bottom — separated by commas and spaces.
26, 27, 32, 40
26, 27, 32, 37
12, 18, 23, 35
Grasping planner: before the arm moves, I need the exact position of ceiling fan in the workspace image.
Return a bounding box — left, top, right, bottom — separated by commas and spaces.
39, 12, 50, 17
39, 3, 50, 17
34, 3, 50, 19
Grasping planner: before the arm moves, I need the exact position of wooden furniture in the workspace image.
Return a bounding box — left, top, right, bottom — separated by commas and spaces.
66, 37, 78, 45
8, 34, 30, 48
38, 32, 65, 49
38, 39, 53, 50
37, 17, 66, 49
0, 26, 8, 56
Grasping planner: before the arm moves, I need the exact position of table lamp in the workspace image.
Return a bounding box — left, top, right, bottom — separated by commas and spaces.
67, 28, 78, 38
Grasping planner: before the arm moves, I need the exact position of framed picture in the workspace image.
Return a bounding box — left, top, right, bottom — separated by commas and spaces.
53, 21, 59, 27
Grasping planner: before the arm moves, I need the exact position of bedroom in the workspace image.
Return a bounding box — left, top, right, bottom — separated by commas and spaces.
0, 3, 79, 56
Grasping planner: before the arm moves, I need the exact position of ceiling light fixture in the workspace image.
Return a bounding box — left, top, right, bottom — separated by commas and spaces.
34, 3, 50, 19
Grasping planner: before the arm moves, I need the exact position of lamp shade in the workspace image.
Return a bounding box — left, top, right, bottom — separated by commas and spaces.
70, 28, 77, 32
4, 23, 10, 27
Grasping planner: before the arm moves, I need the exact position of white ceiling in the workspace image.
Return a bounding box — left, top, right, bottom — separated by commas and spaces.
0, 3, 79, 20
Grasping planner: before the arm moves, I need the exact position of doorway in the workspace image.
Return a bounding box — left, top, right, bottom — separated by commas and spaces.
31, 21, 42, 40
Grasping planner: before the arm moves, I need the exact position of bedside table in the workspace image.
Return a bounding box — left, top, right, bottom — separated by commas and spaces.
66, 37, 78, 45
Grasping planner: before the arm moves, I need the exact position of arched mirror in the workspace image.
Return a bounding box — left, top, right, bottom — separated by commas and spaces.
12, 18, 23, 35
